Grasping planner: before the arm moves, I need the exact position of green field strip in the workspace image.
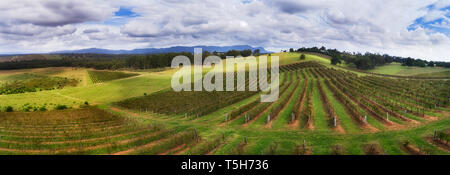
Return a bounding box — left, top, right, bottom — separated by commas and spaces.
213, 134, 242, 155
341, 140, 365, 155
243, 137, 270, 155
335, 85, 386, 130
271, 80, 304, 129
247, 82, 296, 128
194, 92, 261, 125
365, 114, 385, 130
271, 140, 297, 155
298, 79, 312, 129
85, 70, 93, 85
377, 139, 405, 155
312, 80, 330, 132
321, 79, 361, 133
308, 134, 337, 155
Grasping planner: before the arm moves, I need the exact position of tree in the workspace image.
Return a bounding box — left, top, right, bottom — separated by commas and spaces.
226, 50, 241, 57
320, 46, 326, 52
241, 49, 252, 57
331, 55, 342, 65
300, 54, 306, 60
252, 49, 260, 56
289, 48, 294, 52
55, 105, 68, 110
39, 106, 47, 111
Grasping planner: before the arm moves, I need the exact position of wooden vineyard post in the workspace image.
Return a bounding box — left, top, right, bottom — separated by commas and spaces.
194, 128, 200, 142
386, 112, 389, 122
302, 139, 306, 153
364, 115, 367, 123
291, 113, 295, 124
267, 115, 271, 124
433, 130, 437, 140
334, 116, 337, 127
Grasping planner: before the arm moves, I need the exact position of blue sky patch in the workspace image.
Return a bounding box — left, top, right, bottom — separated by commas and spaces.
101, 7, 140, 26
408, 4, 449, 35
114, 7, 140, 17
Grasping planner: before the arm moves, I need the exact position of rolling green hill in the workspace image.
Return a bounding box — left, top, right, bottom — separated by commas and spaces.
0, 53, 448, 155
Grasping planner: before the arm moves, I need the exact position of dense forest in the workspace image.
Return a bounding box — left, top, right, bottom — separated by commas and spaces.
294, 46, 450, 69
0, 49, 259, 70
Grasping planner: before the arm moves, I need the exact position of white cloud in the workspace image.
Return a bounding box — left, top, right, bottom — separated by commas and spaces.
0, 0, 448, 61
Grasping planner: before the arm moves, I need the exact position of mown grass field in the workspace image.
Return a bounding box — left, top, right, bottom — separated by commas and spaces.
366, 62, 449, 76
0, 53, 448, 155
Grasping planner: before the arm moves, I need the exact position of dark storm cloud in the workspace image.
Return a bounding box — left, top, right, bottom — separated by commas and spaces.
26, 1, 99, 26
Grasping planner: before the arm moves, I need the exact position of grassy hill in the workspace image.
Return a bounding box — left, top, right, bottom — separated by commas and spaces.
367, 62, 450, 76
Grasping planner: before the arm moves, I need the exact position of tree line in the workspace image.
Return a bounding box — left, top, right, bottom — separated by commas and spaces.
0, 49, 260, 70
294, 46, 450, 70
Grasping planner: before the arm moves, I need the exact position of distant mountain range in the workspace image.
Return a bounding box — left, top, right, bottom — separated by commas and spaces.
51, 45, 270, 54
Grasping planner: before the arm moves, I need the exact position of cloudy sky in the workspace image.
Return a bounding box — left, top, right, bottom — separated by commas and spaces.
0, 0, 449, 61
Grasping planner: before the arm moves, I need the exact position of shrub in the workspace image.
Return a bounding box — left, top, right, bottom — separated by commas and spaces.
300, 54, 306, 60
55, 105, 68, 110
5, 106, 13, 112
84, 101, 89, 105
39, 106, 47, 111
